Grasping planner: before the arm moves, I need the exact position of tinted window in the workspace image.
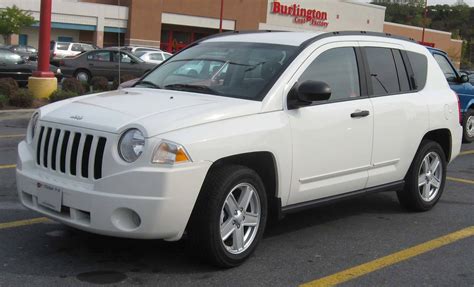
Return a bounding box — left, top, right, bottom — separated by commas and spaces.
365, 47, 400, 96
71, 44, 82, 52
433, 53, 457, 82
406, 51, 428, 90
149, 53, 164, 61
87, 51, 111, 62
298, 47, 360, 101
81, 44, 95, 51
56, 42, 69, 51
392, 49, 410, 92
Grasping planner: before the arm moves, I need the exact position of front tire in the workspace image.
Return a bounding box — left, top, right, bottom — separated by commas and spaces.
188, 165, 267, 268
462, 109, 474, 143
397, 140, 447, 211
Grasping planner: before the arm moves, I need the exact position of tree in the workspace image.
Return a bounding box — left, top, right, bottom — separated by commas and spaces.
0, 5, 35, 44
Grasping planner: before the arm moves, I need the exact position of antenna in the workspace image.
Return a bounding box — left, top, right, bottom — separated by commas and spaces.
117, 0, 121, 84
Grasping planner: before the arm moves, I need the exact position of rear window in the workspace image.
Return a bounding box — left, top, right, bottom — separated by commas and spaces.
406, 51, 428, 90
56, 42, 69, 51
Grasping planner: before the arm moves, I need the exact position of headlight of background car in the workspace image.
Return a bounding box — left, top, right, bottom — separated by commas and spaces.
118, 129, 145, 163
152, 141, 191, 164
27, 112, 40, 144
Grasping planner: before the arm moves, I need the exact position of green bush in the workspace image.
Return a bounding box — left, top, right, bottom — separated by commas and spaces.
0, 94, 8, 108
62, 78, 85, 95
9, 89, 34, 108
111, 74, 137, 90
91, 76, 109, 92
0, 78, 19, 97
49, 90, 79, 103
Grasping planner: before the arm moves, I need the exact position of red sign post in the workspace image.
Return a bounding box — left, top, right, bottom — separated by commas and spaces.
33, 0, 54, 78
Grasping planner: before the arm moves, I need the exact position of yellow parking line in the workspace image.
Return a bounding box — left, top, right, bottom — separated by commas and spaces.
0, 164, 16, 170
447, 176, 474, 185
0, 217, 49, 230
459, 150, 474, 156
300, 226, 474, 287
0, 134, 25, 139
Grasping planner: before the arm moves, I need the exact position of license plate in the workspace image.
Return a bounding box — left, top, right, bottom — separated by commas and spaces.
37, 182, 62, 212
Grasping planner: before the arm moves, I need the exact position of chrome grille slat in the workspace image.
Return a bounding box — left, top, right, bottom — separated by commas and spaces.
35, 123, 107, 180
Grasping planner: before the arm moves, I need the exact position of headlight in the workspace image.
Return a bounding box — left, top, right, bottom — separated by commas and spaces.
152, 141, 191, 164
28, 112, 40, 143
118, 129, 145, 163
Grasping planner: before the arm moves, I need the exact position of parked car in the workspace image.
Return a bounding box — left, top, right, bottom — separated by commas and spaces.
2, 45, 38, 61
428, 47, 474, 142
50, 41, 99, 64
17, 31, 462, 267
135, 50, 172, 65
59, 49, 157, 82
0, 49, 62, 86
115, 46, 163, 54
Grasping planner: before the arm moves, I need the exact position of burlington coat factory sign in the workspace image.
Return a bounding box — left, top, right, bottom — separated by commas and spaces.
270, 1, 329, 28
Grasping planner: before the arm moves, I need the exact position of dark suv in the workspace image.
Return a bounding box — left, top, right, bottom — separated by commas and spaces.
428, 47, 474, 143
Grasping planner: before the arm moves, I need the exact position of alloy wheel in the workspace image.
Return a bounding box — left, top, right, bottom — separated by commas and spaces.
418, 151, 443, 202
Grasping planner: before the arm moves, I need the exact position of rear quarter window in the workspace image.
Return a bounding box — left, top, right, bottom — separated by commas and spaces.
406, 51, 428, 91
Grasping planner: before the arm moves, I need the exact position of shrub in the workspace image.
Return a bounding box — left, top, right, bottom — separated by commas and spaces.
111, 74, 137, 90
9, 89, 34, 108
62, 78, 85, 95
49, 90, 79, 103
91, 76, 109, 92
0, 78, 19, 97
0, 94, 8, 108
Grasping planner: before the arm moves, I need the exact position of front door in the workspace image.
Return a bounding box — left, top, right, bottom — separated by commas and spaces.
287, 43, 373, 205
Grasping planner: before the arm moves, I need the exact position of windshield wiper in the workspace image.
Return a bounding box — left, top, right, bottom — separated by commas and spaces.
134, 80, 161, 89
164, 84, 220, 95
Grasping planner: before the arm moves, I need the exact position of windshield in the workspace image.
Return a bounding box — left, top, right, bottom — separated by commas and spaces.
136, 42, 297, 101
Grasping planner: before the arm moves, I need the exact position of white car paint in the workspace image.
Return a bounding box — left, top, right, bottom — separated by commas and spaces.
17, 32, 462, 241
138, 51, 172, 65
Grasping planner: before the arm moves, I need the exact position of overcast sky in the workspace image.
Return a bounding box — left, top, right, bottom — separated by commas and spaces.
353, 0, 474, 6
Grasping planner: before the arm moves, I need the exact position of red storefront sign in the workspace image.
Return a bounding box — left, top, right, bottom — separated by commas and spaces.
270, 1, 329, 28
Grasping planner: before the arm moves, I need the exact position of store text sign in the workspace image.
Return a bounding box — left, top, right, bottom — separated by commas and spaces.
270, 1, 329, 28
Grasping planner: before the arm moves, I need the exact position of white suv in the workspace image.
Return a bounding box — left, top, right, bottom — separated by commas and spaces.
17, 31, 462, 267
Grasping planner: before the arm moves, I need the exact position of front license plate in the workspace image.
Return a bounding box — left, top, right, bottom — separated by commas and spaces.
37, 182, 62, 212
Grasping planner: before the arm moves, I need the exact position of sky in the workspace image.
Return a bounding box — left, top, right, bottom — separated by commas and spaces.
353, 0, 474, 5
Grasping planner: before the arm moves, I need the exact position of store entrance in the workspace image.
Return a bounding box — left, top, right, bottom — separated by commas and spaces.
160, 24, 219, 53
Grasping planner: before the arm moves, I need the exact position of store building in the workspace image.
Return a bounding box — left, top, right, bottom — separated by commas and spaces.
0, 0, 462, 65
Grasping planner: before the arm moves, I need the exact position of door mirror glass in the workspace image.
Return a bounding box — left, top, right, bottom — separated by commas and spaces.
460, 74, 469, 83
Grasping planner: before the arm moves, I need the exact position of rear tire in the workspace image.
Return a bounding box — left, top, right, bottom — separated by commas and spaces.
188, 165, 267, 268
74, 69, 91, 83
397, 140, 447, 211
462, 109, 474, 143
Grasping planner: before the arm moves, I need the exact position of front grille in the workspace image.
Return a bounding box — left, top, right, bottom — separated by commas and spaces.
35, 124, 107, 180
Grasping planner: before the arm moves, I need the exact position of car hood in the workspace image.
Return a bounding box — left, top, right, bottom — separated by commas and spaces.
40, 88, 261, 137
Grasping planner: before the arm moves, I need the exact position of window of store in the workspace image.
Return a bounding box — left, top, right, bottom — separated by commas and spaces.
58, 36, 73, 43
19, 34, 28, 45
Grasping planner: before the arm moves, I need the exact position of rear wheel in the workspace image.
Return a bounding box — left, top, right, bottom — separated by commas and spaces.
462, 109, 474, 143
397, 140, 447, 211
74, 69, 91, 83
188, 165, 267, 268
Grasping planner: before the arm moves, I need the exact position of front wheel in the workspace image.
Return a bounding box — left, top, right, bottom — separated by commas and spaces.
188, 165, 267, 268
397, 140, 447, 211
462, 109, 474, 143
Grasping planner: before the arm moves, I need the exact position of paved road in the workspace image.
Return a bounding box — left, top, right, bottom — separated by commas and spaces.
0, 112, 473, 287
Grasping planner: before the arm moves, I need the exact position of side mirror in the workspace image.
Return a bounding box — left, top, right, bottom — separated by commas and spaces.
460, 74, 469, 83
288, 80, 331, 109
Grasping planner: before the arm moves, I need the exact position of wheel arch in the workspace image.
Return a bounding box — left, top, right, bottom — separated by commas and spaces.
421, 129, 452, 162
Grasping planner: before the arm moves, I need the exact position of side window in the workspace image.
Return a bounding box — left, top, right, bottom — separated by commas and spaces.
406, 51, 428, 90
298, 47, 360, 101
365, 47, 400, 96
392, 49, 410, 92
87, 51, 111, 62
149, 53, 164, 61
56, 43, 69, 51
71, 44, 82, 52
433, 53, 457, 82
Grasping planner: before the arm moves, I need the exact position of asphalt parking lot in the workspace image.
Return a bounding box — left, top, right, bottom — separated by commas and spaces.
0, 111, 473, 287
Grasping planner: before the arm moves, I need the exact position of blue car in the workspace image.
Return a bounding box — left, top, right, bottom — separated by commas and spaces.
428, 47, 474, 143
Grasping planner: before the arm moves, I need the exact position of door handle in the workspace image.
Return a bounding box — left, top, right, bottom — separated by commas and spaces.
351, 110, 370, 118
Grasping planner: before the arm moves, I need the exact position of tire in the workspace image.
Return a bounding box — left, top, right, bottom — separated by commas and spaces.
188, 165, 267, 268
462, 109, 474, 143
397, 140, 447, 211
74, 69, 91, 83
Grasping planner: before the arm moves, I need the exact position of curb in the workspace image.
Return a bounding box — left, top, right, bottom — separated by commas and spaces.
0, 109, 35, 114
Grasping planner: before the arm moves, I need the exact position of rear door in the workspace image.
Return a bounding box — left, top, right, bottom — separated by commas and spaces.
362, 44, 429, 187
86, 51, 114, 78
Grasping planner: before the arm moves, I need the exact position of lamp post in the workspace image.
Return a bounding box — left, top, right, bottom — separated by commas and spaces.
29, 0, 57, 99
421, 0, 428, 43
219, 0, 224, 32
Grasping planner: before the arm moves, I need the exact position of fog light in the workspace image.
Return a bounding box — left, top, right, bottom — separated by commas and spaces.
111, 208, 141, 231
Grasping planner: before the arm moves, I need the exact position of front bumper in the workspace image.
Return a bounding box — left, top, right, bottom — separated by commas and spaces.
16, 140, 211, 240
